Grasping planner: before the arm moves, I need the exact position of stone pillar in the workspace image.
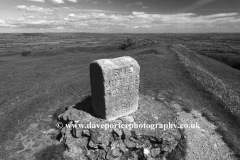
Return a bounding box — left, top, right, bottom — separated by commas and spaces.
90, 56, 140, 120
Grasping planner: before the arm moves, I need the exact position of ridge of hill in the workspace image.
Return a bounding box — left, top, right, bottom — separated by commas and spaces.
170, 44, 240, 118
170, 44, 240, 158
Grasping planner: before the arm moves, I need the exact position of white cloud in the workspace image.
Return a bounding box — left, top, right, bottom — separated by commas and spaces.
16, 5, 54, 12
67, 0, 77, 2
0, 20, 6, 25
16, 5, 27, 10
68, 13, 76, 17
57, 26, 64, 29
3, 11, 240, 32
51, 0, 64, 4
0, 20, 16, 27
28, 0, 45, 2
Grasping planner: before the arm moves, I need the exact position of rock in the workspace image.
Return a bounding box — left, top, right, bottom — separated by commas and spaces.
135, 137, 151, 149
122, 116, 135, 122
135, 149, 145, 159
82, 129, 90, 137
85, 150, 100, 160
98, 133, 111, 150
150, 147, 161, 158
112, 128, 122, 140
111, 140, 128, 152
192, 110, 202, 118
120, 151, 132, 159
90, 130, 111, 147
106, 147, 122, 160
119, 141, 128, 152
90, 56, 140, 120
122, 128, 132, 138
98, 149, 107, 159
64, 137, 88, 160
129, 136, 138, 143
143, 148, 150, 156
131, 151, 139, 159
72, 128, 82, 138
161, 134, 178, 152
88, 140, 98, 149
60, 95, 181, 160
112, 148, 122, 157
124, 139, 136, 148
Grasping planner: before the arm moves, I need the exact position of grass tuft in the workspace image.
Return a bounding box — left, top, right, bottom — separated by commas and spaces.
181, 106, 192, 113
21, 51, 31, 56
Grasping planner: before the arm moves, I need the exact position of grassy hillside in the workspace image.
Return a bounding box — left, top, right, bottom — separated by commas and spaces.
0, 41, 240, 159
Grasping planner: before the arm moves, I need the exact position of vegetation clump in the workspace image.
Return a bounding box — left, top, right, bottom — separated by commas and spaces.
21, 51, 31, 56
119, 37, 157, 50
118, 37, 136, 50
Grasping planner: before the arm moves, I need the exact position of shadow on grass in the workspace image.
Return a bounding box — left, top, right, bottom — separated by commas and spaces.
50, 95, 96, 135
52, 95, 94, 122
34, 143, 65, 160
166, 129, 187, 160
73, 95, 95, 117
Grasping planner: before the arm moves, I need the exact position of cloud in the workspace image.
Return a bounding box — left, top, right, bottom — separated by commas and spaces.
28, 0, 45, 2
16, 5, 54, 12
67, 0, 77, 2
57, 26, 64, 29
127, 1, 143, 7
177, 0, 218, 13
0, 20, 6, 25
3, 11, 240, 32
135, 2, 143, 5
51, 0, 64, 4
0, 20, 16, 28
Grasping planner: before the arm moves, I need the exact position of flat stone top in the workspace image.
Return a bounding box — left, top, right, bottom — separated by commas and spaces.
91, 56, 140, 75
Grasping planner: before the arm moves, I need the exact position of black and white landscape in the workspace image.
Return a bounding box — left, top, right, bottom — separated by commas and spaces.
0, 0, 240, 160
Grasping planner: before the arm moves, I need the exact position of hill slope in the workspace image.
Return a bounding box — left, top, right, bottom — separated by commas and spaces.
0, 42, 240, 159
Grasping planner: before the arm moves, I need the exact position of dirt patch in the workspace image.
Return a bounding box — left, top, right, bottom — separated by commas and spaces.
171, 102, 237, 160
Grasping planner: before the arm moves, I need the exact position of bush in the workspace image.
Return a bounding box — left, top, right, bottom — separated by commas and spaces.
21, 51, 31, 56
119, 38, 136, 50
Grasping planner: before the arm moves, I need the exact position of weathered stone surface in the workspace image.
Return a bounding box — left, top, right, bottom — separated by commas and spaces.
124, 139, 136, 148
150, 147, 161, 158
90, 56, 140, 120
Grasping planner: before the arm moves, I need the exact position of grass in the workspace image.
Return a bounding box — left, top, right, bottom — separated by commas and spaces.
21, 51, 31, 57
1, 33, 240, 159
203, 53, 240, 70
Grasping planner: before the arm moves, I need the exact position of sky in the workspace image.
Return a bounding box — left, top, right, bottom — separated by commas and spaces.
0, 0, 240, 33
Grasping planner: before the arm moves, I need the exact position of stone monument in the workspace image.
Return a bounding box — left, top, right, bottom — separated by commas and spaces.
90, 56, 140, 120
